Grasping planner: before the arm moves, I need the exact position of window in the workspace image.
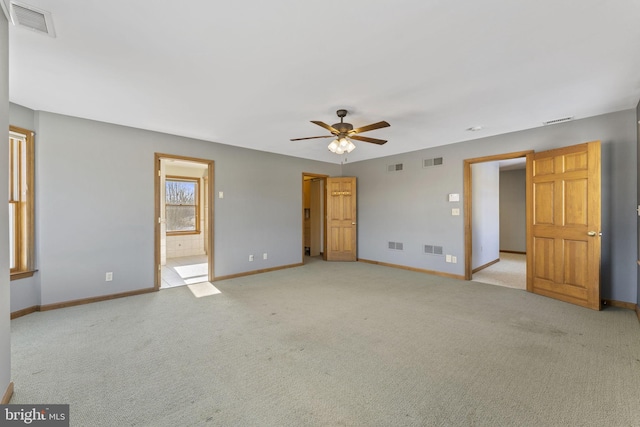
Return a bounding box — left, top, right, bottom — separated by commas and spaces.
165, 176, 200, 234
9, 126, 35, 279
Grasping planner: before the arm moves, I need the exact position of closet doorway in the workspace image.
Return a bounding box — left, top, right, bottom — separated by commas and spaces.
155, 153, 214, 289
302, 173, 327, 262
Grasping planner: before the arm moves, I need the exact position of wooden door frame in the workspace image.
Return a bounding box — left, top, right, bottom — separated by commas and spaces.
155, 153, 215, 289
463, 150, 533, 280
302, 173, 329, 262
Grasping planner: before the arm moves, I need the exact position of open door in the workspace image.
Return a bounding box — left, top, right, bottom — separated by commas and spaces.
326, 177, 357, 261
527, 141, 601, 310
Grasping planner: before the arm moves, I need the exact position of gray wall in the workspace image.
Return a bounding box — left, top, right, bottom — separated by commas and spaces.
1, 11, 11, 399
499, 169, 526, 252
637, 99, 640, 308
471, 162, 500, 269
10, 108, 340, 310
8, 106, 639, 311
344, 109, 638, 303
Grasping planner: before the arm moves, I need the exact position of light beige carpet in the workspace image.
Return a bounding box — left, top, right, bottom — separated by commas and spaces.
9, 258, 640, 426
472, 252, 526, 290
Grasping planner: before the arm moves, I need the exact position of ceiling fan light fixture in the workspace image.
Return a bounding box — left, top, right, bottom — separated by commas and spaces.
346, 140, 356, 153
328, 137, 356, 154
296, 109, 389, 153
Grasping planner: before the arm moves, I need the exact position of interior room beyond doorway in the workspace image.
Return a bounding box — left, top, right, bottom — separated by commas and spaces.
157, 155, 213, 289
302, 174, 326, 261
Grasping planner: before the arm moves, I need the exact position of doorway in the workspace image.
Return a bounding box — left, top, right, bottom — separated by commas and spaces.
464, 151, 532, 288
302, 173, 327, 262
155, 153, 214, 289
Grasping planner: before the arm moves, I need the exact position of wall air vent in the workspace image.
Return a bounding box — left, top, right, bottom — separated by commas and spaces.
423, 157, 443, 168
8, 1, 56, 37
543, 116, 574, 126
387, 163, 403, 172
424, 244, 444, 255
388, 242, 404, 251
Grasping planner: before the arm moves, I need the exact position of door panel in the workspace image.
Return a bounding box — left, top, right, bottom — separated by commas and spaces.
326, 177, 357, 261
527, 141, 601, 310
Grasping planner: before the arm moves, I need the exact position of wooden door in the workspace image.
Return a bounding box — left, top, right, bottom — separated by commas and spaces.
309, 179, 322, 256
326, 177, 357, 261
526, 141, 601, 310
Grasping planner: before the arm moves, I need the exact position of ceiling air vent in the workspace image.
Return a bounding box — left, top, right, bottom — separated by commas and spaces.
543, 116, 573, 126
8, 1, 56, 37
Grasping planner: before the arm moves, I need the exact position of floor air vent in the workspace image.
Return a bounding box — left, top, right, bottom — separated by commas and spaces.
8, 1, 55, 37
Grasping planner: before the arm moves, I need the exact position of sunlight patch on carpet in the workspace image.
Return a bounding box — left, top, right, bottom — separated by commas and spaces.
187, 282, 221, 298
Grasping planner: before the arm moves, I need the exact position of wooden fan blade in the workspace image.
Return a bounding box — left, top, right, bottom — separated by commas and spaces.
311, 121, 340, 134
351, 121, 390, 134
350, 134, 387, 145
290, 135, 335, 141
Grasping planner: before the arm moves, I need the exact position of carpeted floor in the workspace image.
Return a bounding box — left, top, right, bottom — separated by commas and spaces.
9, 258, 640, 426
472, 252, 526, 290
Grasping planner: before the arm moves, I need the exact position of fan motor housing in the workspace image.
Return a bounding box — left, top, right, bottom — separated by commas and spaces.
332, 122, 353, 134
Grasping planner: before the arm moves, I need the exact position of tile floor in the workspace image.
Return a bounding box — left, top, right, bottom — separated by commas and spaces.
161, 255, 209, 289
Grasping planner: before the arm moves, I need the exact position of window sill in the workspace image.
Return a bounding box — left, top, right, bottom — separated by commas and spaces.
167, 231, 201, 236
10, 270, 37, 281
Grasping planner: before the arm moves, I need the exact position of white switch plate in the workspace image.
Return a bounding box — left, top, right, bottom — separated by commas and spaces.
219, 191, 224, 199
448, 193, 460, 202
249, 254, 254, 262
452, 208, 460, 216
452, 256, 457, 264
105, 272, 113, 281
263, 253, 268, 260
446, 255, 452, 263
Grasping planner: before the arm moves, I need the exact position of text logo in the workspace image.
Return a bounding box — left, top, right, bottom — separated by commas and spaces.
0, 405, 69, 426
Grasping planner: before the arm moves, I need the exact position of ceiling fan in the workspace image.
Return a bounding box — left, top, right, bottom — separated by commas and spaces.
291, 109, 390, 154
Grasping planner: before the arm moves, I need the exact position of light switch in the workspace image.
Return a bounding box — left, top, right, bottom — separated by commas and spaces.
452, 208, 460, 216
448, 193, 460, 202
219, 191, 224, 199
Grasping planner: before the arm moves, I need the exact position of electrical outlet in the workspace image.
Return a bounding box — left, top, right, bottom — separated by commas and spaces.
263, 253, 268, 260
249, 254, 254, 262
452, 256, 457, 264
105, 272, 113, 281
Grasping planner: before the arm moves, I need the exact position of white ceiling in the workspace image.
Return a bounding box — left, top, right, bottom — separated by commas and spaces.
5, 1, 640, 164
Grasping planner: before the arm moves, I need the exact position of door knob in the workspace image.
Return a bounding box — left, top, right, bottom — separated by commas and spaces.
587, 231, 601, 237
